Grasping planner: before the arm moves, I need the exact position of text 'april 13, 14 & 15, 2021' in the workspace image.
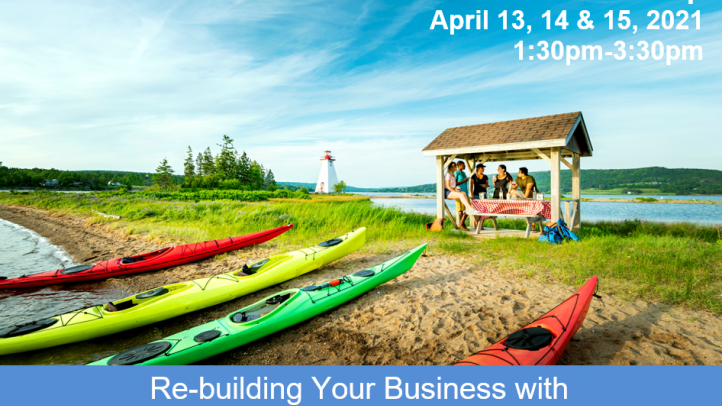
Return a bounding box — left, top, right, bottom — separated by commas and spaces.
429, 1, 704, 65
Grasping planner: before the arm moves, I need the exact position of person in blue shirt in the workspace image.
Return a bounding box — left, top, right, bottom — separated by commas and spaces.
454, 161, 471, 230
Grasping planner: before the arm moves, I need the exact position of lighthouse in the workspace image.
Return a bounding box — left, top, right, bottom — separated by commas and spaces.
314, 150, 339, 194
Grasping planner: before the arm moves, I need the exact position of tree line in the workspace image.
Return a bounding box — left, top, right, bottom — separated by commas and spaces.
153, 135, 277, 191
0, 162, 182, 189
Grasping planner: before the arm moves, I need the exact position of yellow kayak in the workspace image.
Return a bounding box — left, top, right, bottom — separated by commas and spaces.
0, 228, 366, 356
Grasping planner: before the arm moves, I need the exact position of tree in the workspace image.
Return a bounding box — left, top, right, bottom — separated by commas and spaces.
249, 161, 265, 190
201, 148, 215, 177
215, 135, 238, 180
333, 180, 347, 194
196, 152, 204, 177
183, 146, 196, 186
237, 152, 252, 186
154, 158, 175, 189
264, 169, 277, 191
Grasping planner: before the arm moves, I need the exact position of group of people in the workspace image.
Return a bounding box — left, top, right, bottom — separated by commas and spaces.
444, 161, 537, 231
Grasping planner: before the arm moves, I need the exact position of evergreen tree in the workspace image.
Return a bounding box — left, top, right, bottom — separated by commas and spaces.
237, 152, 252, 187
264, 169, 277, 191
215, 135, 238, 179
249, 161, 265, 190
196, 152, 204, 177
154, 158, 175, 189
201, 148, 215, 177
183, 146, 195, 186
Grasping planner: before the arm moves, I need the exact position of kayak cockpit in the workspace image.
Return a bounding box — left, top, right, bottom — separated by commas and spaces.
60, 264, 95, 275
0, 318, 59, 339
120, 248, 170, 264
229, 289, 299, 323
234, 255, 291, 277
103, 283, 191, 313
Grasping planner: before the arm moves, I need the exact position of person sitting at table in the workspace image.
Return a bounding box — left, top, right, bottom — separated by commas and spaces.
445, 163, 481, 230
511, 167, 537, 199
470, 163, 489, 230
492, 165, 513, 199
511, 167, 540, 232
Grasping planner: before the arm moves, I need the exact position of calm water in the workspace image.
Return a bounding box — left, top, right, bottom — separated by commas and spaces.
355, 191, 722, 201
0, 219, 122, 330
371, 198, 722, 225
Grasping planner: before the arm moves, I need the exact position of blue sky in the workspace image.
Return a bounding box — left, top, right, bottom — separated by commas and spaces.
1, 0, 720, 187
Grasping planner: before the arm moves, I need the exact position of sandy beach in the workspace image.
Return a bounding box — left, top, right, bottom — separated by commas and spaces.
0, 204, 720, 365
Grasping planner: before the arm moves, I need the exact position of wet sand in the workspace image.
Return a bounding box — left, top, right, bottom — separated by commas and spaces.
0, 204, 721, 365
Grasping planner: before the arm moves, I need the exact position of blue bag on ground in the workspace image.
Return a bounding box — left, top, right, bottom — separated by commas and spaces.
538, 219, 578, 244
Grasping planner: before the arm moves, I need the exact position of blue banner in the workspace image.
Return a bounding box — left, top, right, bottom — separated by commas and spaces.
0, 366, 716, 405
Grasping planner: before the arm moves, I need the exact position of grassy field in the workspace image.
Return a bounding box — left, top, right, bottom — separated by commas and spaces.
1, 191, 720, 313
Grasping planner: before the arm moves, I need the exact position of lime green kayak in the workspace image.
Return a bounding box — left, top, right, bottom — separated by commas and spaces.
0, 228, 366, 356
89, 244, 426, 365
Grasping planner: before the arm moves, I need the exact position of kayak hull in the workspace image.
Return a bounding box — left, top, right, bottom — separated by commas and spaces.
89, 244, 426, 365
455, 276, 598, 366
0, 225, 293, 290
0, 228, 366, 356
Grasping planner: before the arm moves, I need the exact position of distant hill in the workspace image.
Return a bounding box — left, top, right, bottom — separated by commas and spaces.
529, 167, 722, 195
280, 167, 722, 195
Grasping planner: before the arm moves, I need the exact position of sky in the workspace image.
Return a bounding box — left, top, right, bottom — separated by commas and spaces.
1, 0, 720, 188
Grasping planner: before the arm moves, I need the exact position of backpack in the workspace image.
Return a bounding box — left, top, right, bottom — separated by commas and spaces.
538, 219, 578, 244
425, 218, 445, 232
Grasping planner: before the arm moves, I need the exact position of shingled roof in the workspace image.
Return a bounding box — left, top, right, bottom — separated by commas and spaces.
422, 112, 592, 156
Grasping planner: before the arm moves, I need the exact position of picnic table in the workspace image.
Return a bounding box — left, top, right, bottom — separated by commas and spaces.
470, 199, 552, 238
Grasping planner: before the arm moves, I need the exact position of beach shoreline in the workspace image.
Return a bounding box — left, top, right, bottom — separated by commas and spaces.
0, 204, 720, 366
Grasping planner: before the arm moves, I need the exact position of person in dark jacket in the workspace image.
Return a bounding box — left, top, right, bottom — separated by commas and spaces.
492, 165, 513, 199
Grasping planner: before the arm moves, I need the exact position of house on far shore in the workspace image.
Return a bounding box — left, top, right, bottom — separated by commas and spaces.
44, 179, 59, 187
108, 181, 122, 186
71, 181, 83, 187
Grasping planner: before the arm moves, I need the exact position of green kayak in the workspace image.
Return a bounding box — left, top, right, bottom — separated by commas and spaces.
89, 244, 426, 365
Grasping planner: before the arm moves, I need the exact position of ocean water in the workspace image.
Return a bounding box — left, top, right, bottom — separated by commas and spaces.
0, 219, 122, 331
355, 191, 722, 201
370, 198, 722, 225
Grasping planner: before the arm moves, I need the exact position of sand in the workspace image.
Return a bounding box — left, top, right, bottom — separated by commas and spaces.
0, 204, 720, 365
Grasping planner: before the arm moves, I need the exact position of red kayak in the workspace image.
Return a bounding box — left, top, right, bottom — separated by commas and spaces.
0, 225, 292, 290
456, 276, 598, 366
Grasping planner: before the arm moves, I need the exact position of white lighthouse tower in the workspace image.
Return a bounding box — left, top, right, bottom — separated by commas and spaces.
314, 150, 339, 194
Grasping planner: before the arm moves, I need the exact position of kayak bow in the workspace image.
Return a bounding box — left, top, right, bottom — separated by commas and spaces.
0, 228, 366, 356
455, 276, 598, 366
89, 243, 426, 365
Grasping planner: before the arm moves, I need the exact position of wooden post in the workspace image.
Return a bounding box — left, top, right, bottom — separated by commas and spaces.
550, 147, 561, 223
436, 156, 445, 219
467, 156, 476, 228
572, 152, 581, 231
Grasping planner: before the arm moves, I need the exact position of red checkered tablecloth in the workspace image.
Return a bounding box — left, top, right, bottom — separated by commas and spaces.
470, 199, 551, 221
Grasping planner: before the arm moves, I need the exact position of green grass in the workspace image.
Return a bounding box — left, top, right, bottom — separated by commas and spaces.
480, 232, 721, 312
1, 191, 720, 313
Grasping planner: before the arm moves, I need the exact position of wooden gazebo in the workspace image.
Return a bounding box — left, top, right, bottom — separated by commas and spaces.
422, 112, 593, 231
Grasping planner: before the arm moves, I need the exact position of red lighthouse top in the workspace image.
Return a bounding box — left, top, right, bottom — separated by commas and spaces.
320, 150, 335, 161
